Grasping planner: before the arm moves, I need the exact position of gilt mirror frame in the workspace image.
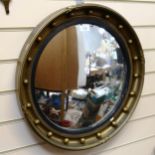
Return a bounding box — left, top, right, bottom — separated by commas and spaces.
16, 4, 145, 150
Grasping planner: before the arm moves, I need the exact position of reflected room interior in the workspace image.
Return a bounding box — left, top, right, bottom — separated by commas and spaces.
34, 24, 127, 129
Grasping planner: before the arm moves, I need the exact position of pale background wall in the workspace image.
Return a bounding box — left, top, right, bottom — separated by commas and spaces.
0, 0, 155, 154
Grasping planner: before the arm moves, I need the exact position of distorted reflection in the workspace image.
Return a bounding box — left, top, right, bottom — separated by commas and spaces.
34, 24, 126, 129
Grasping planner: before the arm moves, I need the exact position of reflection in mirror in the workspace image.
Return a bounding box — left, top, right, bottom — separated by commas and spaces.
34, 24, 127, 130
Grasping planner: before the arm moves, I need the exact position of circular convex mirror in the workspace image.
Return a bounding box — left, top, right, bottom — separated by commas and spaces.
17, 4, 145, 150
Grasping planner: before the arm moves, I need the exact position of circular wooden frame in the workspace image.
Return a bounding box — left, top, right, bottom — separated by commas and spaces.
16, 4, 145, 150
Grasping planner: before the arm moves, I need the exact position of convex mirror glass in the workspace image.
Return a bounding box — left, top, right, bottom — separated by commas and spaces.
34, 24, 127, 132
